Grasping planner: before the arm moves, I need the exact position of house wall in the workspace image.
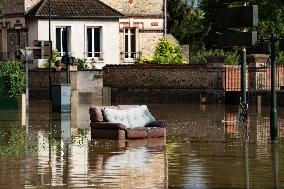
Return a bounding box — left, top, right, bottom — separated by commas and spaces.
100, 0, 164, 15
31, 19, 120, 69
3, 0, 41, 14
101, 0, 165, 63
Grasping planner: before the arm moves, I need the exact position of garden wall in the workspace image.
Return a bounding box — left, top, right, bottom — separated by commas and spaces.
103, 57, 225, 104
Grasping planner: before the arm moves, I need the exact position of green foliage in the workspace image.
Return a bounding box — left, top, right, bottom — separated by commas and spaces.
190, 51, 207, 64
42, 49, 58, 68
138, 38, 185, 64
190, 49, 240, 65
167, 0, 207, 51
0, 60, 25, 97
153, 38, 185, 64
76, 58, 88, 70
224, 50, 240, 65
137, 56, 154, 64
199, 0, 284, 48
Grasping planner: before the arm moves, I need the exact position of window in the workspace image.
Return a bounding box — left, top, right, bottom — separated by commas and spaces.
124, 28, 137, 59
56, 26, 71, 57
87, 27, 101, 58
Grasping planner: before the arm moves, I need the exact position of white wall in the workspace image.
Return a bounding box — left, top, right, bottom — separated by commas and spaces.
31, 19, 120, 69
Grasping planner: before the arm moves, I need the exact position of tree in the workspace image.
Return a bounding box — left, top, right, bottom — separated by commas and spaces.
167, 0, 207, 51
199, 0, 284, 48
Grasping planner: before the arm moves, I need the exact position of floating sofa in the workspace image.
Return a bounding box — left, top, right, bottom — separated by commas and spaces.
89, 105, 166, 139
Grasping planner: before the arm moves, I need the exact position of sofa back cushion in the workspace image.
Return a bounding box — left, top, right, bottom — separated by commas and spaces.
89, 106, 118, 122
127, 105, 156, 128
102, 108, 131, 128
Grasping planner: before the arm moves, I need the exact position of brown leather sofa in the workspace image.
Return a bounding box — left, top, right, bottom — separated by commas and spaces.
89, 105, 166, 139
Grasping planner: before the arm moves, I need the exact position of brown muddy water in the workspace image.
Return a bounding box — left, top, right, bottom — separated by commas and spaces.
0, 97, 284, 188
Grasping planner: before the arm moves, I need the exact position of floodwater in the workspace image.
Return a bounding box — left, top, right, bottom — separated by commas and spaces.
0, 95, 284, 188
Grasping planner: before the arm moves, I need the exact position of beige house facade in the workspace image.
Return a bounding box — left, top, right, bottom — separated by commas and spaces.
0, 0, 165, 67
100, 0, 165, 63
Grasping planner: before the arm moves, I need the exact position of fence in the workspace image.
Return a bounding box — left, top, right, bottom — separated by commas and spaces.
225, 62, 284, 92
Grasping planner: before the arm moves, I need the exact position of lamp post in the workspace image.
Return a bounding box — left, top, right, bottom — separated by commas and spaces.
48, 0, 52, 100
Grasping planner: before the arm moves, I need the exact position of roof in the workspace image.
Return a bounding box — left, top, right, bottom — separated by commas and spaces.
25, 0, 124, 19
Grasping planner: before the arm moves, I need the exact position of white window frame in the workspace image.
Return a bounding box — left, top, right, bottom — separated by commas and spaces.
54, 25, 72, 57
85, 26, 103, 60
124, 28, 139, 61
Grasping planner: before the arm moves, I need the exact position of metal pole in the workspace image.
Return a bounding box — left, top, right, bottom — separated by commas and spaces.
164, 0, 167, 37
48, 0, 52, 100
240, 48, 248, 124
270, 34, 278, 141
241, 48, 247, 106
25, 48, 29, 134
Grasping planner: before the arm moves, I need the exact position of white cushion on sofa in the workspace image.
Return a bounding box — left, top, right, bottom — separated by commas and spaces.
103, 108, 131, 128
127, 105, 156, 128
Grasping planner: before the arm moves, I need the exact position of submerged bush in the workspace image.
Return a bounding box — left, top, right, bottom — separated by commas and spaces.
0, 60, 26, 97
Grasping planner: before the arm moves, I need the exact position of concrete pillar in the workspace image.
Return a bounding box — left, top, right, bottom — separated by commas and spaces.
247, 54, 269, 92
207, 56, 225, 104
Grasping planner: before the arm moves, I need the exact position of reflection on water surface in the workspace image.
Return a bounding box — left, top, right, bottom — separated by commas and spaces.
0, 98, 284, 188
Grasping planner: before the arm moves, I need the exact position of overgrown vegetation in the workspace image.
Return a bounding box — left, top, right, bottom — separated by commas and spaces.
0, 60, 25, 97
0, 126, 34, 157
138, 38, 185, 64
75, 58, 87, 70
42, 49, 58, 68
190, 49, 240, 65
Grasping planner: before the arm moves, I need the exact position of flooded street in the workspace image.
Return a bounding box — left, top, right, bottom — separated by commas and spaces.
0, 96, 284, 188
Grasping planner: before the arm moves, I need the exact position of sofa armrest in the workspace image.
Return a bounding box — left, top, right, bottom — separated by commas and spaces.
90, 122, 126, 130
145, 120, 166, 128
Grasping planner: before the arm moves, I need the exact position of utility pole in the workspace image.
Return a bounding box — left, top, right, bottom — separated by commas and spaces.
270, 34, 278, 141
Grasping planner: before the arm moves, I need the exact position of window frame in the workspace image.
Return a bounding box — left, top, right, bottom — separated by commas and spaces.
123, 27, 139, 61
85, 26, 103, 60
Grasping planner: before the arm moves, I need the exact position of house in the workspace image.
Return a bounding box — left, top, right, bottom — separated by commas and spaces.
100, 0, 166, 63
0, 0, 165, 69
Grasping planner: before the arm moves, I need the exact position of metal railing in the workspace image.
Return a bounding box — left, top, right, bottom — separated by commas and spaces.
225, 62, 284, 91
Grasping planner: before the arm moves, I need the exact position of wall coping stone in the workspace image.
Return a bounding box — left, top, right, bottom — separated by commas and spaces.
247, 54, 269, 64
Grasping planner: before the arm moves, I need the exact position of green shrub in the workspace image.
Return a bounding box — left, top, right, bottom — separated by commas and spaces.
138, 38, 185, 64
0, 60, 26, 97
76, 58, 87, 70
224, 50, 240, 65
42, 49, 58, 68
189, 49, 240, 65
190, 51, 207, 64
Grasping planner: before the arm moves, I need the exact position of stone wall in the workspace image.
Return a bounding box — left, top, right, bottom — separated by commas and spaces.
103, 60, 225, 104
3, 0, 40, 14
140, 33, 163, 57
29, 69, 77, 99
6, 30, 28, 59
100, 0, 163, 15
3, 0, 24, 14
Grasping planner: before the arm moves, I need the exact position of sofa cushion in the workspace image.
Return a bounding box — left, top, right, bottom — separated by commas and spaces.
102, 108, 131, 128
127, 105, 156, 128
89, 106, 118, 122
126, 128, 148, 139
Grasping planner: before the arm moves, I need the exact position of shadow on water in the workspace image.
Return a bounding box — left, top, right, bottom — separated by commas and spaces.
0, 93, 284, 188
